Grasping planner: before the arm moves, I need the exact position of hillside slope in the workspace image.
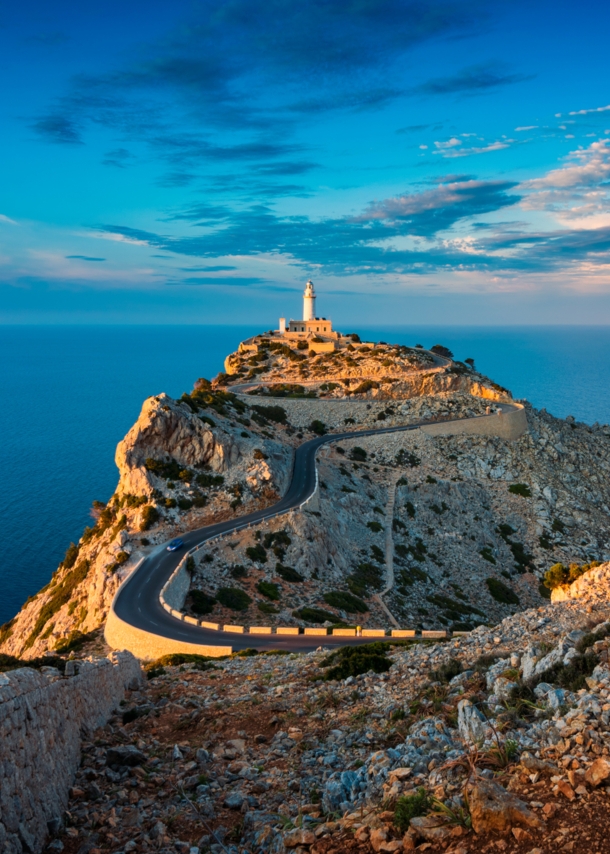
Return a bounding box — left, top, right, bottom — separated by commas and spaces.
2, 339, 610, 658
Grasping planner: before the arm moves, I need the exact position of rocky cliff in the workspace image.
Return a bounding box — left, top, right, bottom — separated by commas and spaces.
2, 338, 610, 657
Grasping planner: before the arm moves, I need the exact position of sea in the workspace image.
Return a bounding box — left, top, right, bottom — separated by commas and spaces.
1, 324, 610, 627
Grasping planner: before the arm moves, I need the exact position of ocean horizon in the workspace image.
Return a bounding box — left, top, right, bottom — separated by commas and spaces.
1, 323, 609, 626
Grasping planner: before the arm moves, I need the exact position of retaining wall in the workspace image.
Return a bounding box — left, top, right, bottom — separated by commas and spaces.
0, 652, 142, 854
104, 608, 232, 659
420, 403, 527, 441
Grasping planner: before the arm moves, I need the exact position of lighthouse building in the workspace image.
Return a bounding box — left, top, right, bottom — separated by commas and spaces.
278, 280, 337, 338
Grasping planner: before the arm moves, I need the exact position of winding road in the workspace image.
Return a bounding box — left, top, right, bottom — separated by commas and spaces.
111, 403, 522, 654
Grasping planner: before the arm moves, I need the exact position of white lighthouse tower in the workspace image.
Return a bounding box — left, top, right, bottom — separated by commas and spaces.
303, 280, 316, 322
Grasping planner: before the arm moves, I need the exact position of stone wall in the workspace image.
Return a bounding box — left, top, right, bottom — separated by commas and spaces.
160, 560, 191, 610
420, 403, 527, 442
104, 606, 232, 660
0, 651, 142, 854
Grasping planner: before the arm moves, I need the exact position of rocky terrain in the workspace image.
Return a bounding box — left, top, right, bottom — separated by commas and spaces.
221, 335, 507, 403
35, 562, 610, 854
2, 338, 610, 655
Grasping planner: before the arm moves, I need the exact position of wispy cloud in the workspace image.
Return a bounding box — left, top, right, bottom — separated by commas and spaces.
569, 104, 610, 116
417, 62, 532, 96
66, 255, 106, 261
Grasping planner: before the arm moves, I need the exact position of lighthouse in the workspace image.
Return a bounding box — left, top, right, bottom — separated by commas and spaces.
303, 280, 316, 322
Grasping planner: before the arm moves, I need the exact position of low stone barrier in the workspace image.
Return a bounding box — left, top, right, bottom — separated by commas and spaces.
391, 629, 416, 638
104, 608, 232, 659
304, 628, 328, 636
362, 629, 386, 638
0, 652, 142, 854
420, 402, 527, 442
224, 625, 245, 634
276, 627, 300, 635
332, 628, 356, 637
250, 627, 272, 634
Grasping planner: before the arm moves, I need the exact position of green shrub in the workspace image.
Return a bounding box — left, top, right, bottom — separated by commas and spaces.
430, 658, 462, 683
23, 560, 90, 649
350, 380, 379, 395
486, 577, 520, 605
292, 606, 336, 623
54, 630, 93, 654
145, 457, 184, 480
367, 520, 383, 533
535, 653, 598, 692
396, 449, 420, 467
543, 560, 601, 590
62, 543, 80, 569
347, 562, 383, 597
323, 590, 368, 613
252, 404, 287, 424
394, 789, 431, 832
230, 564, 248, 579
350, 446, 367, 461
430, 344, 453, 359
257, 581, 280, 600
246, 544, 267, 563
552, 518, 566, 533
177, 498, 193, 511
190, 590, 217, 615
145, 653, 216, 672
189, 590, 216, 615
310, 419, 326, 435
320, 642, 392, 681
196, 472, 225, 487
509, 483, 532, 498
427, 593, 485, 618
276, 563, 303, 583
480, 547, 496, 564
371, 544, 385, 563
263, 530, 291, 549
257, 601, 280, 614
140, 505, 160, 531
216, 587, 252, 611
406, 501, 416, 517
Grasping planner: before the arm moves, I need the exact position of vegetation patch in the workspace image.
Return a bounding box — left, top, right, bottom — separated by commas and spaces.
310, 419, 326, 435
144, 653, 217, 673
430, 658, 462, 683
319, 642, 392, 681
195, 472, 224, 487
508, 483, 532, 498
257, 581, 280, 601
292, 606, 337, 624
480, 547, 496, 564
394, 788, 431, 831
350, 446, 367, 462
24, 560, 91, 649
252, 404, 287, 424
543, 560, 601, 590
535, 653, 598, 693
486, 577, 520, 605
275, 563, 303, 582
347, 562, 383, 597
323, 590, 369, 613
189, 590, 217, 615
216, 587, 252, 611
246, 544, 268, 563
0, 653, 67, 673
140, 505, 160, 531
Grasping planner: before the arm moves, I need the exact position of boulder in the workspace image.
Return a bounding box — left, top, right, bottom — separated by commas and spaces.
467, 779, 543, 834
584, 758, 610, 788
105, 745, 146, 767
409, 815, 451, 842
457, 700, 488, 743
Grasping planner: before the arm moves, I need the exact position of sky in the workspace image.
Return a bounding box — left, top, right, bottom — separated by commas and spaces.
1, 0, 610, 325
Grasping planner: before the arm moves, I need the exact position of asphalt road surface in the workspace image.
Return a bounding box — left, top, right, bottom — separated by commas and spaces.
112, 410, 510, 653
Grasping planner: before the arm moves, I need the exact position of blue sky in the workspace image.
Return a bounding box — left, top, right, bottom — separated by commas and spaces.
1, 0, 610, 325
